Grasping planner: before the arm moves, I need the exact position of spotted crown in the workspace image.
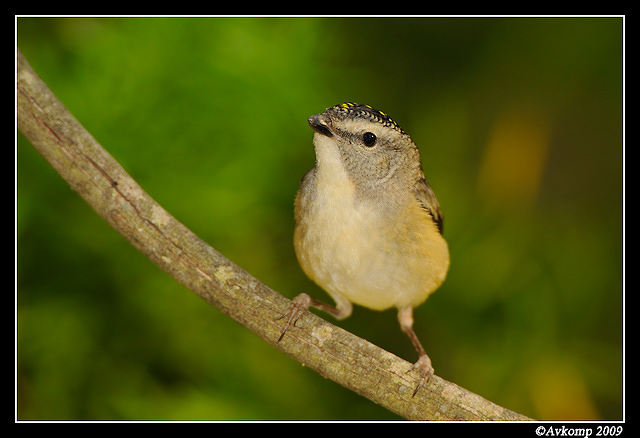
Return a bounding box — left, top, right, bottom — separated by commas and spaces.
330, 102, 406, 135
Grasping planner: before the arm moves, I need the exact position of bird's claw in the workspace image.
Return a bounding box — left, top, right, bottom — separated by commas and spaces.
276, 293, 313, 342
405, 354, 434, 397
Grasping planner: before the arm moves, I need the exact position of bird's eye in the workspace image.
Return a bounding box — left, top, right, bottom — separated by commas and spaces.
362, 132, 377, 147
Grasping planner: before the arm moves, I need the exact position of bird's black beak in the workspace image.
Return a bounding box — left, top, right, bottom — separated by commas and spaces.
308, 113, 333, 138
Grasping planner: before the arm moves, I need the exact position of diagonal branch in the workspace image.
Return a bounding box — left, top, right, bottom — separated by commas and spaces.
16, 48, 531, 421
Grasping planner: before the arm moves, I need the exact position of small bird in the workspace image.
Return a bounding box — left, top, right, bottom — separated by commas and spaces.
279, 102, 450, 396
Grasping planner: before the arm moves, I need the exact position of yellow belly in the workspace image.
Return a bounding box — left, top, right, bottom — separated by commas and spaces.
295, 187, 449, 311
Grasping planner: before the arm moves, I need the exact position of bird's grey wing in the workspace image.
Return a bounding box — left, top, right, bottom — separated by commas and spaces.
413, 177, 444, 235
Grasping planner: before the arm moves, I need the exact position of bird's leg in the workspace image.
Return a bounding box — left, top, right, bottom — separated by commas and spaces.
277, 293, 352, 342
398, 306, 434, 397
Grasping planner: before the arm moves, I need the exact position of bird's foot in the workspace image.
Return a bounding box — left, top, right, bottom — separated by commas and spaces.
406, 354, 434, 397
276, 293, 313, 342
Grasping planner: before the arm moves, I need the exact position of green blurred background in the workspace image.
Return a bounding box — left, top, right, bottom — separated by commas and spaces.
16, 17, 623, 421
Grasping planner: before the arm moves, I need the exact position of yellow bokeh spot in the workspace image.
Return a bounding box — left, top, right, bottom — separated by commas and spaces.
477, 109, 550, 209
526, 357, 601, 420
